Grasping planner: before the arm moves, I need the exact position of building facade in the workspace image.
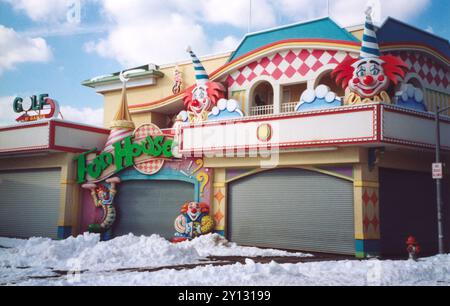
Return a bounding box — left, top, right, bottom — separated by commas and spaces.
1, 16, 449, 258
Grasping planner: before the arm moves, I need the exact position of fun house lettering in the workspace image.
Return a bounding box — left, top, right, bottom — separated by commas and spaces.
76, 135, 173, 183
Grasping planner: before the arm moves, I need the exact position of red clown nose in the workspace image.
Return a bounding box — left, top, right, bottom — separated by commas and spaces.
363, 75, 375, 86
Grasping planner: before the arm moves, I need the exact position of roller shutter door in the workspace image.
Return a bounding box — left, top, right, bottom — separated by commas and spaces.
0, 169, 61, 239
113, 180, 195, 239
228, 168, 355, 255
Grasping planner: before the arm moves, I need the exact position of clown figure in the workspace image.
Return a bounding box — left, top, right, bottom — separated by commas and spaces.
179, 47, 225, 123
332, 8, 408, 104
173, 202, 214, 242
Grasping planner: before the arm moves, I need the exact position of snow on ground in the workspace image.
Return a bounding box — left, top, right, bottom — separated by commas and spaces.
10, 255, 450, 286
0, 233, 310, 285
1, 233, 449, 286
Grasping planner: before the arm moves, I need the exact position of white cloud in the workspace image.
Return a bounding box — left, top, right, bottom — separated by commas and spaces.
212, 36, 241, 54
426, 26, 434, 34
85, 0, 278, 67
331, 0, 431, 26
0, 25, 52, 74
60, 106, 104, 127
200, 0, 276, 30
1, 0, 70, 23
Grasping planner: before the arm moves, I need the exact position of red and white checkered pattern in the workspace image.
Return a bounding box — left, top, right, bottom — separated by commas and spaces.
133, 124, 164, 175
386, 51, 449, 91
225, 49, 358, 88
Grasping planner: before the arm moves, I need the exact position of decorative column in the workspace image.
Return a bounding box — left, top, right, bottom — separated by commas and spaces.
354, 163, 381, 258
212, 168, 227, 236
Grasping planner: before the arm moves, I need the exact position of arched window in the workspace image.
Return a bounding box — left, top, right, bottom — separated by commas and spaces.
314, 70, 345, 98
250, 81, 274, 116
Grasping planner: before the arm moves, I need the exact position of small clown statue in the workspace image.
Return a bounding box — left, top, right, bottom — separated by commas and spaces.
178, 47, 226, 124
332, 7, 409, 105
82, 177, 120, 234
172, 202, 215, 242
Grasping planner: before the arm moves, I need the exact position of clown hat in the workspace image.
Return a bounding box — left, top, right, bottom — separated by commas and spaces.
360, 7, 381, 59
186, 46, 209, 85
103, 80, 135, 152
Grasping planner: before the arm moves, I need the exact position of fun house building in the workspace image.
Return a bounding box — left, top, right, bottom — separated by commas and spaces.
1, 15, 450, 258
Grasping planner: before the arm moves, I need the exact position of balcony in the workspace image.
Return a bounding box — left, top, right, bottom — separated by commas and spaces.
179, 103, 450, 155
281, 102, 298, 114
250, 105, 274, 116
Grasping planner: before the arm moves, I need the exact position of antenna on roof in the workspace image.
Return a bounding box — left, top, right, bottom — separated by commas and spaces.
248, 0, 252, 33
327, 0, 330, 17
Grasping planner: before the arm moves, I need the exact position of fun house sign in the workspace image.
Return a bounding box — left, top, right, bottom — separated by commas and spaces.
76, 125, 174, 184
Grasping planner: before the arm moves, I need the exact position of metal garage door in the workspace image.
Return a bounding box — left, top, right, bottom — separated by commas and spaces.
228, 168, 355, 255
0, 169, 61, 239
113, 180, 195, 239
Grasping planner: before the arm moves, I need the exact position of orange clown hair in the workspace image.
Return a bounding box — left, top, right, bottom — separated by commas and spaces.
179, 202, 210, 214
331, 55, 409, 89
183, 81, 226, 111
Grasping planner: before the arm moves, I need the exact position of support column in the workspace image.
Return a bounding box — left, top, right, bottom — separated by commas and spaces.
57, 154, 80, 239
212, 168, 227, 237
354, 163, 381, 258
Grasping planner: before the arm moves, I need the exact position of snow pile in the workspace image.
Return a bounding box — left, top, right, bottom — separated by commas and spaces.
179, 234, 312, 258
0, 233, 200, 272
0, 233, 309, 274
14, 255, 450, 286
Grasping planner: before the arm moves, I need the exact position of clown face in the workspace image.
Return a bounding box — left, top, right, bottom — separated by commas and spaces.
349, 58, 389, 98
190, 85, 211, 115
186, 202, 201, 221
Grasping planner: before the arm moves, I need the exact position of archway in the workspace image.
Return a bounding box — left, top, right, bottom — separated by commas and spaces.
250, 81, 274, 116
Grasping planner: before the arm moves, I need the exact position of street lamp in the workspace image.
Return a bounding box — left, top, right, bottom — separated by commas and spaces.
435, 105, 450, 255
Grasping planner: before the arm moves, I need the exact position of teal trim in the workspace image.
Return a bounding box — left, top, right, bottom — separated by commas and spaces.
215, 230, 225, 237
118, 168, 201, 202
230, 18, 360, 62
355, 239, 381, 258
57, 226, 72, 240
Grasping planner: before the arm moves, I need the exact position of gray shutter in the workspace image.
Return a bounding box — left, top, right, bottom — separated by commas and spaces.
228, 168, 355, 255
113, 180, 195, 239
0, 169, 61, 239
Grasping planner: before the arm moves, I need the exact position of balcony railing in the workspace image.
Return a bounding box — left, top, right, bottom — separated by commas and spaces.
281, 102, 298, 113
250, 105, 274, 116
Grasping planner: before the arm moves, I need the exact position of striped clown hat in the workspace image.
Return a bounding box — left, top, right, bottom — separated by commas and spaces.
186, 46, 209, 85
360, 7, 380, 59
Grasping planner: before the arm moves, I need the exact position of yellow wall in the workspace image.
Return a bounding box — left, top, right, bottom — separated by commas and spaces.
103, 53, 231, 127
0, 153, 81, 235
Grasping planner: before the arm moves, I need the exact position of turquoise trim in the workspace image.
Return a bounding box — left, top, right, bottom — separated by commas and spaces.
230, 18, 360, 61
214, 230, 225, 237
57, 226, 72, 240
355, 239, 381, 258
118, 168, 201, 202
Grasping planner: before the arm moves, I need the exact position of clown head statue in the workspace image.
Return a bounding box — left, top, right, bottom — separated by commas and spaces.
182, 47, 225, 123
332, 8, 408, 104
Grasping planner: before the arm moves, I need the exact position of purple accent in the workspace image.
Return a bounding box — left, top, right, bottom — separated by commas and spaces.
318, 166, 354, 179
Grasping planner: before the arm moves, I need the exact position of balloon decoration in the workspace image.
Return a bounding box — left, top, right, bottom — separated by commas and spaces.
172, 202, 214, 242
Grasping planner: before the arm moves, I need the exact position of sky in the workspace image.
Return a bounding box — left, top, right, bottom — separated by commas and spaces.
0, 0, 449, 127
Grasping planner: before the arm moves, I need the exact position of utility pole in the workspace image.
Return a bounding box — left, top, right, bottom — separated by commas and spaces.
434, 105, 450, 254
327, 0, 330, 17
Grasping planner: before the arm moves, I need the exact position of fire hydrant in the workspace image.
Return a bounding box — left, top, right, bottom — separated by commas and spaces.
406, 236, 421, 261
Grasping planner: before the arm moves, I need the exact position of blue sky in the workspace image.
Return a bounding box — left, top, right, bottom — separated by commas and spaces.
0, 0, 448, 126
